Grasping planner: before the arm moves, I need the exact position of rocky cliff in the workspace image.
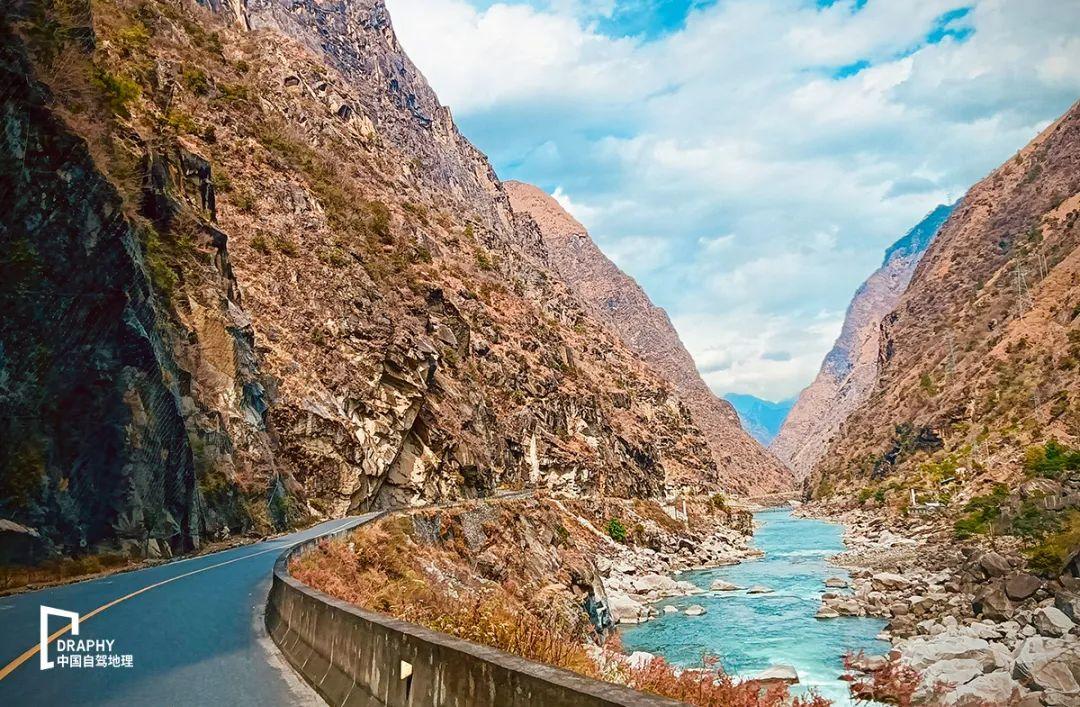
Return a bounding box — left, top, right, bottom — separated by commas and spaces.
505, 181, 793, 495
808, 101, 1080, 499
0, 0, 721, 564
772, 204, 953, 479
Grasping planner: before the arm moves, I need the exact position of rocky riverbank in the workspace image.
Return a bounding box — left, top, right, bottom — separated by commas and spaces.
800, 506, 1079, 705
599, 509, 760, 625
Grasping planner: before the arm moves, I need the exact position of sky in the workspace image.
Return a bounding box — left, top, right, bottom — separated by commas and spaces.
384, 0, 1080, 401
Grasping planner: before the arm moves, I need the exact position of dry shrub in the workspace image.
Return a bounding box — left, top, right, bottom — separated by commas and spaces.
402, 594, 600, 678
290, 516, 424, 611
291, 518, 600, 677
0, 551, 133, 593
843, 652, 925, 706
293, 516, 830, 707
623, 655, 829, 707
632, 498, 684, 533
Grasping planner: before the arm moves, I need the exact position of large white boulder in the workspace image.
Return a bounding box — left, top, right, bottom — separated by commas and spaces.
749, 665, 799, 684
872, 572, 911, 590
1033, 606, 1075, 638
900, 635, 996, 671
944, 671, 1026, 707
625, 651, 656, 670
684, 604, 707, 616
631, 574, 678, 594
914, 658, 981, 702
1012, 636, 1080, 693
608, 593, 649, 624
710, 579, 741, 591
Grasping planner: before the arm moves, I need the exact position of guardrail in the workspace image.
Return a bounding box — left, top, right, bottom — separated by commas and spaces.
266, 509, 681, 707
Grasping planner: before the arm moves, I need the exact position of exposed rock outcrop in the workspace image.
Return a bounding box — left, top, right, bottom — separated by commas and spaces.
1, 0, 724, 563
505, 181, 792, 495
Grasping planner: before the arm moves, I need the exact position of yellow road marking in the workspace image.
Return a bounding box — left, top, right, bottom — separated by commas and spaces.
0, 519, 356, 682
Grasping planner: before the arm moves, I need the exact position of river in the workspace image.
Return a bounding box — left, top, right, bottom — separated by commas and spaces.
620, 507, 890, 705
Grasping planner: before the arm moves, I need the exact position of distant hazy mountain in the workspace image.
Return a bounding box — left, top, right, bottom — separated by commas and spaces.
723, 394, 796, 446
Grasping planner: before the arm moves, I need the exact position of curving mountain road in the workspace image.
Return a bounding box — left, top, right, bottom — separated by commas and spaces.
0, 515, 378, 706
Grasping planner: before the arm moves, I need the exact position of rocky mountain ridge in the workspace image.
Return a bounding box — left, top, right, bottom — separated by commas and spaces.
0, 0, 756, 564
505, 181, 793, 495
808, 100, 1080, 499
772, 204, 954, 479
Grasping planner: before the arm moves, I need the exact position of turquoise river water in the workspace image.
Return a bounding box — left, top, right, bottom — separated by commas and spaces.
620, 507, 890, 705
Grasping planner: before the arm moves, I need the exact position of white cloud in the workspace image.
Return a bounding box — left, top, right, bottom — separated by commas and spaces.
386, 0, 1080, 398
674, 309, 845, 401
551, 185, 599, 223
598, 234, 673, 277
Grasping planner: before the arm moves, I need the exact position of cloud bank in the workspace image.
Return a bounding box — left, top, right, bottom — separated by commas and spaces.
386, 0, 1080, 401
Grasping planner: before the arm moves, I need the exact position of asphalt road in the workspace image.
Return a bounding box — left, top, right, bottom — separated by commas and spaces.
0, 514, 379, 706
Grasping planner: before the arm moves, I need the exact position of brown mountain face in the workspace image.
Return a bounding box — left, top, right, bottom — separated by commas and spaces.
773, 204, 953, 480
1, 0, 721, 561
505, 181, 793, 495
809, 101, 1080, 500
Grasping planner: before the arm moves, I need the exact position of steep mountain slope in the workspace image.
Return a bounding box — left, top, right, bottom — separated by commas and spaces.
773, 204, 954, 479
505, 181, 793, 495
724, 394, 794, 446
809, 101, 1080, 500
0, 0, 720, 563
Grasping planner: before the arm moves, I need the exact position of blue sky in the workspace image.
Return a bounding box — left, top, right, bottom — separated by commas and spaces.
385, 0, 1080, 400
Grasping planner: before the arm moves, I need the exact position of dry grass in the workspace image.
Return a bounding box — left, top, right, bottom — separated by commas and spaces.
293, 510, 826, 707
290, 515, 601, 677
0, 552, 133, 594
623, 655, 829, 707
843, 652, 926, 706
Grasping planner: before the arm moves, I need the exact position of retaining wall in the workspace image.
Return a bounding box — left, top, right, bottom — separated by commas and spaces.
266, 513, 681, 707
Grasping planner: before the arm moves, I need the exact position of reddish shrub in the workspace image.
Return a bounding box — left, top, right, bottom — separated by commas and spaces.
843, 652, 926, 706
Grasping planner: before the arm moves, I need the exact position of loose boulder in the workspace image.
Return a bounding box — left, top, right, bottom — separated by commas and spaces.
1012, 636, 1080, 693
848, 654, 887, 672
1004, 573, 1043, 602
1033, 607, 1075, 638
900, 635, 996, 671
608, 593, 649, 624
872, 572, 911, 591
632, 574, 678, 594
1055, 590, 1080, 622
914, 658, 982, 702
945, 671, 1026, 707
750, 665, 799, 685
625, 652, 656, 670
972, 582, 1014, 620
978, 551, 1013, 578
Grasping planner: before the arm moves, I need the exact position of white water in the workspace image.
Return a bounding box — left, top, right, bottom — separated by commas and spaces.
621, 508, 890, 705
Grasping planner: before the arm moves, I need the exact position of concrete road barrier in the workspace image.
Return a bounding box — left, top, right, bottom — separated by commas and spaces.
266, 512, 680, 707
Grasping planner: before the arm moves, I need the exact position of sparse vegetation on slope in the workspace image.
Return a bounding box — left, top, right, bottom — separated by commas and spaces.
293, 497, 826, 707
2, 0, 739, 569
809, 103, 1080, 505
